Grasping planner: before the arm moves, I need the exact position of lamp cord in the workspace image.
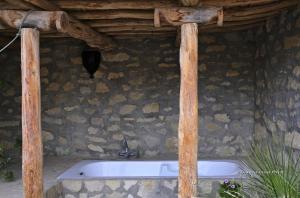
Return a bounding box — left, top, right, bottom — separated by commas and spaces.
0, 10, 33, 53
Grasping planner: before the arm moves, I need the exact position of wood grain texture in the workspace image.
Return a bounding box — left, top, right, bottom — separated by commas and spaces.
53, 0, 177, 10
15, 0, 116, 49
1, 0, 299, 36
0, 10, 68, 31
4, 0, 38, 9
23, 0, 60, 10
156, 7, 220, 26
21, 28, 43, 198
96, 26, 176, 32
0, 10, 115, 49
71, 10, 154, 20
179, 23, 198, 198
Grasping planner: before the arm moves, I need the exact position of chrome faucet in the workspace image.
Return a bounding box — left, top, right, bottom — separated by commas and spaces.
118, 138, 139, 159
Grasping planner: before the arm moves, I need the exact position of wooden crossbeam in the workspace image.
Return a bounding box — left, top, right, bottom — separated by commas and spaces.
0, 10, 115, 49
96, 26, 176, 33
0, 11, 68, 31
9, 0, 116, 50
4, 0, 37, 9
23, 0, 60, 10
53, 0, 177, 10
199, 0, 289, 8
71, 10, 154, 20
87, 19, 169, 27
154, 7, 221, 27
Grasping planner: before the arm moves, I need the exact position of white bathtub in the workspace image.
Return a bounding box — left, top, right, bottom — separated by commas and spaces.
57, 160, 245, 180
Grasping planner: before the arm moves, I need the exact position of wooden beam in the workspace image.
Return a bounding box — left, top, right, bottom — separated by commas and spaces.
0, 10, 115, 49
16, 0, 116, 49
63, 19, 115, 49
53, 0, 177, 10
108, 32, 175, 36
198, 0, 287, 8
4, 0, 38, 9
23, 0, 59, 10
87, 19, 169, 27
155, 7, 221, 26
96, 26, 176, 32
225, 0, 298, 19
178, 23, 198, 198
21, 28, 43, 198
71, 10, 154, 20
0, 10, 68, 31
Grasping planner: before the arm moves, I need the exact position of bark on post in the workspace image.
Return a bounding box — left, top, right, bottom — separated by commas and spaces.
21, 28, 43, 198
178, 23, 198, 198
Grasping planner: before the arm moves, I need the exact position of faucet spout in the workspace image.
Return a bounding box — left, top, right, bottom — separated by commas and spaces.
118, 138, 139, 159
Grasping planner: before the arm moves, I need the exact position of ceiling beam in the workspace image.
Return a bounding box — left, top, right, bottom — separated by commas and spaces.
0, 10, 68, 31
198, 0, 280, 7
71, 10, 154, 20
96, 26, 176, 32
4, 0, 38, 9
155, 7, 221, 26
87, 19, 169, 27
0, 10, 115, 49
53, 0, 177, 10
22, 0, 60, 10
19, 0, 116, 50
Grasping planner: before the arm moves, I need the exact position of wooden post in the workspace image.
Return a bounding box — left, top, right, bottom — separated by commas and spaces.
178, 23, 198, 198
21, 28, 43, 198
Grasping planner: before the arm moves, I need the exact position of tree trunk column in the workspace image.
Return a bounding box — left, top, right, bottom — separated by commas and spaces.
21, 28, 43, 198
178, 23, 198, 198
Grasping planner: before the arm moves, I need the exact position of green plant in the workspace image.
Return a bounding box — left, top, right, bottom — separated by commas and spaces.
242, 136, 300, 198
218, 179, 242, 198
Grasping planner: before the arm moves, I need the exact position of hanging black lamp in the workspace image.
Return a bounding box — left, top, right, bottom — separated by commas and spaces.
81, 48, 101, 79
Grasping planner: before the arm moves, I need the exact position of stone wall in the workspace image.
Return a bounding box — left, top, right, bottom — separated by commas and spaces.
0, 31, 255, 159
57, 179, 225, 198
254, 6, 300, 150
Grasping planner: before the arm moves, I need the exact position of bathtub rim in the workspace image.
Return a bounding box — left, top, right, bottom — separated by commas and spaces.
57, 159, 248, 181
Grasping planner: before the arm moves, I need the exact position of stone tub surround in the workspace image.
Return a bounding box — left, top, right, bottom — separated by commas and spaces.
254, 6, 300, 148
58, 179, 229, 198
0, 31, 255, 159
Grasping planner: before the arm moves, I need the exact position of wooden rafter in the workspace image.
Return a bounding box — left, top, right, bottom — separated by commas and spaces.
4, 0, 37, 9
0, 10, 115, 49
22, 0, 61, 10
53, 0, 178, 10
0, 11, 68, 31
0, 0, 298, 36
87, 19, 169, 27
154, 7, 221, 27
9, 0, 116, 50
71, 10, 154, 20
198, 0, 285, 7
